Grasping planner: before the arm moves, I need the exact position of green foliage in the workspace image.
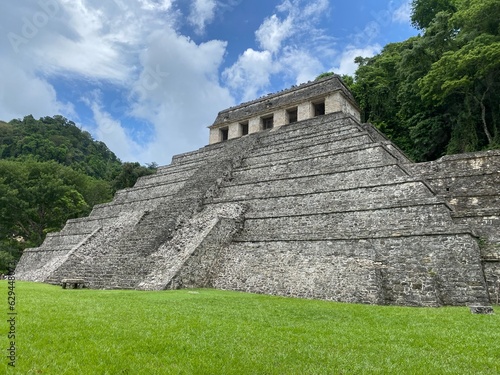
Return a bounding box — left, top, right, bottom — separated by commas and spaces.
352, 41, 414, 157
1, 115, 122, 180
3, 282, 499, 374
0, 115, 157, 271
315, 72, 335, 80
112, 162, 157, 191
350, 0, 500, 161
411, 0, 457, 29
339, 74, 354, 88
0, 160, 114, 272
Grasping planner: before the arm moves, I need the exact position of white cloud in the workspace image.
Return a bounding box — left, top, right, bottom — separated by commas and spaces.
352, 21, 381, 45
392, 1, 412, 24
0, 58, 74, 121
277, 0, 329, 19
1, 0, 180, 82
43, 0, 173, 81
223, 49, 277, 101
189, 0, 217, 34
255, 14, 293, 54
126, 30, 234, 163
280, 48, 324, 84
83, 94, 144, 162
225, 0, 331, 100
0, 0, 236, 164
302, 0, 329, 19
138, 0, 173, 11
330, 45, 381, 76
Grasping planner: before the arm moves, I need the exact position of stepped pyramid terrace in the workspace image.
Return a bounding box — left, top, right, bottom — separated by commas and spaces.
16, 75, 500, 307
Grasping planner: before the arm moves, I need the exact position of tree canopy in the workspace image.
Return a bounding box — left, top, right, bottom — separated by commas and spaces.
1, 115, 122, 180
340, 0, 500, 161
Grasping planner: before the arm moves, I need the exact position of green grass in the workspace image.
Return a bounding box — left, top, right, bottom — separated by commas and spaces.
1, 281, 499, 374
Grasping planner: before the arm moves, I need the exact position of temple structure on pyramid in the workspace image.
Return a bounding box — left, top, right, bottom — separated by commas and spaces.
16, 75, 500, 306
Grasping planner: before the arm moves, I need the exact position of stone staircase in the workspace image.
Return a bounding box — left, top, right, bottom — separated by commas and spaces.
25, 134, 259, 290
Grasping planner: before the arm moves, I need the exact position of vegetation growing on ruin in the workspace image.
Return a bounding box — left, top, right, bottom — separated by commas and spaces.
2, 282, 498, 374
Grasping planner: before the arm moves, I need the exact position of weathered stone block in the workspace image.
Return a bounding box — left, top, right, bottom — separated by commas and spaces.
469, 305, 494, 314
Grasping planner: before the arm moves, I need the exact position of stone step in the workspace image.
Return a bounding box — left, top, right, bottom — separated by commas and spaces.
452, 214, 500, 243
90, 198, 163, 219
113, 180, 187, 203
255, 126, 362, 156
408, 167, 500, 181
58, 219, 104, 235
157, 157, 205, 172
91, 194, 200, 219
233, 144, 398, 183
161, 116, 360, 177
245, 133, 373, 167
416, 173, 500, 196
260, 120, 361, 149
90, 189, 199, 220
134, 166, 198, 187
45, 212, 146, 283
15, 247, 73, 282
169, 141, 228, 165
34, 244, 84, 252
212, 183, 439, 217
361, 124, 413, 164
166, 134, 258, 171
407, 150, 500, 178
243, 197, 445, 219
237, 204, 460, 241
452, 209, 500, 220
48, 222, 103, 237
218, 164, 408, 197
39, 233, 93, 247
480, 241, 500, 261
257, 114, 360, 146
90, 137, 261, 288
446, 195, 500, 213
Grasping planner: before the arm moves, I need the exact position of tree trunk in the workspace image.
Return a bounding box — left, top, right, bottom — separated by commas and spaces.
474, 89, 493, 145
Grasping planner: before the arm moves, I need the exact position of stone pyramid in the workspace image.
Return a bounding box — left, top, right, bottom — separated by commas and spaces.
16, 76, 499, 306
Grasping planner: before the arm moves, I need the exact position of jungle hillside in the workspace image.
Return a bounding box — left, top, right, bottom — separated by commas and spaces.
0, 115, 156, 273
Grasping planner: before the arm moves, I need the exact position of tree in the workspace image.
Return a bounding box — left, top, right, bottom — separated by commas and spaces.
420, 35, 500, 146
1, 115, 123, 180
417, 0, 500, 152
411, 0, 457, 30
0, 161, 92, 243
349, 0, 500, 160
112, 162, 157, 191
0, 160, 116, 271
351, 42, 414, 155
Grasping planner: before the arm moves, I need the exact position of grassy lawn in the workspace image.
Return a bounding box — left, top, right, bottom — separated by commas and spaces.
1, 281, 499, 374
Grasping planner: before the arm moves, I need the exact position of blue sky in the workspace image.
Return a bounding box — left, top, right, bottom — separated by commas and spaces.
0, 0, 417, 165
